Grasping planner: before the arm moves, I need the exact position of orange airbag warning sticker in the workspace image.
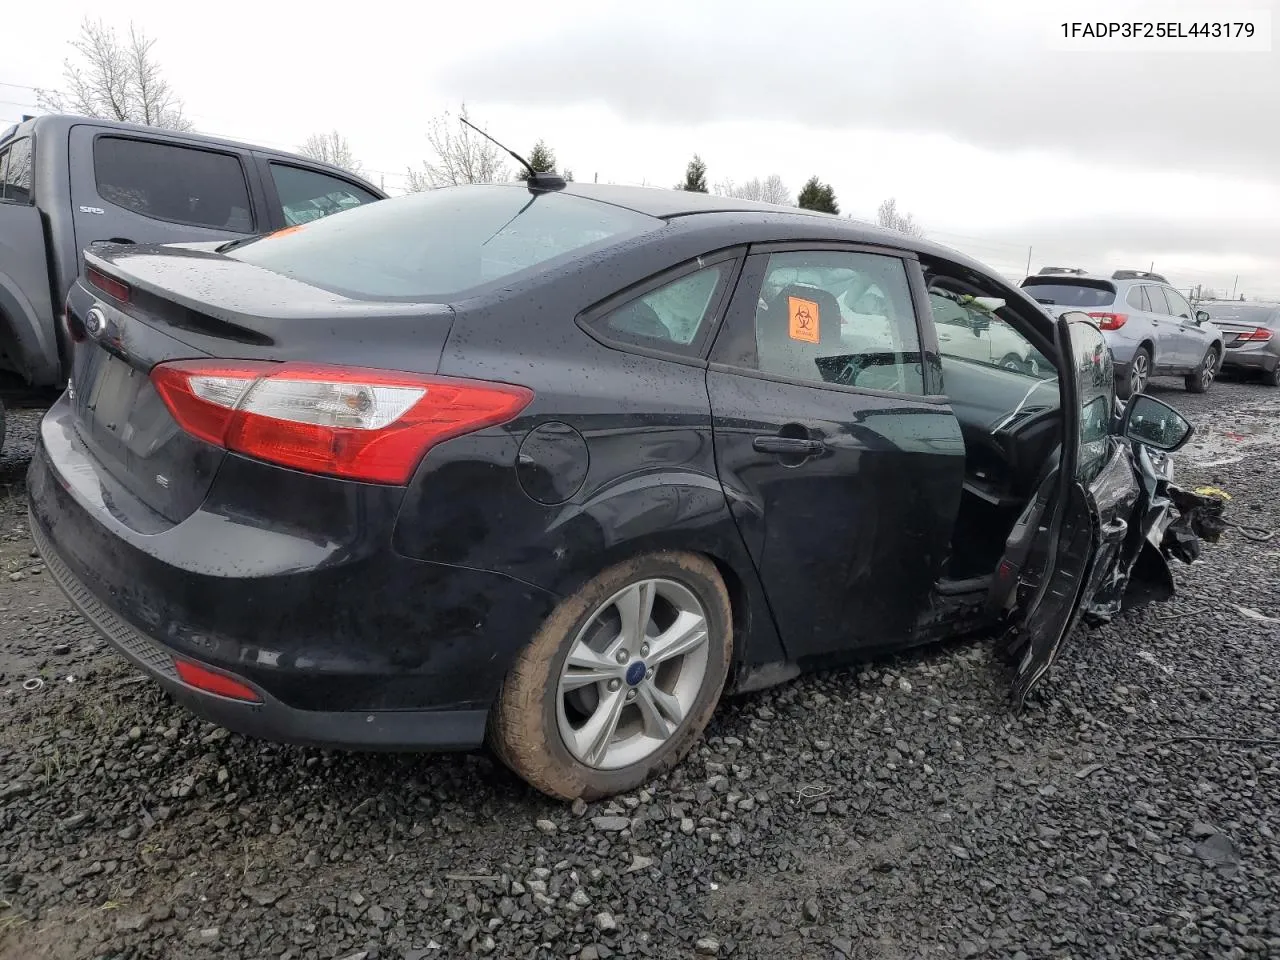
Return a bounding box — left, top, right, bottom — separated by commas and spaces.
788, 296, 820, 343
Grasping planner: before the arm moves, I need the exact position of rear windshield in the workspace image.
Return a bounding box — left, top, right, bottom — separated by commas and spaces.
227, 185, 659, 300
1021, 280, 1115, 308
1198, 303, 1278, 325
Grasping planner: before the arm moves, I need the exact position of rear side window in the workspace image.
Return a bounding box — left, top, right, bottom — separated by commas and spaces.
228, 185, 659, 301
1022, 281, 1115, 308
747, 250, 924, 394
0, 137, 32, 204
270, 164, 379, 226
1145, 286, 1172, 315
94, 137, 253, 231
597, 263, 730, 352
1126, 286, 1151, 311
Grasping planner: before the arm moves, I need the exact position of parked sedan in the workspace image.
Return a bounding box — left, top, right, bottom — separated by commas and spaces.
31, 183, 1194, 800
1194, 301, 1280, 386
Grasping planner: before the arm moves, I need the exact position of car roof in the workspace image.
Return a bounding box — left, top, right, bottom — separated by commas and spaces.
3, 114, 383, 195
560, 182, 838, 219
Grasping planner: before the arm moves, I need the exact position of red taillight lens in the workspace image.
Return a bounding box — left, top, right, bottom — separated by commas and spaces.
85, 266, 130, 303
1241, 327, 1273, 342
151, 361, 534, 485
1087, 312, 1128, 331
174, 659, 262, 702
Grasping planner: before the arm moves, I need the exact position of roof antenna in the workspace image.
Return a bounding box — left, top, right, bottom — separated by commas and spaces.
459, 116, 566, 194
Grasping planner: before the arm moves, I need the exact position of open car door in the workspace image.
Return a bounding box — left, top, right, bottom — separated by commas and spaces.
987, 315, 1144, 704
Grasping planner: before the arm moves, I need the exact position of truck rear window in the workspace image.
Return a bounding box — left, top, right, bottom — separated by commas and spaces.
1021, 280, 1115, 308
227, 185, 660, 301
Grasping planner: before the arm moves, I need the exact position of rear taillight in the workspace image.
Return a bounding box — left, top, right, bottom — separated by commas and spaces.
85, 266, 130, 303
174, 659, 261, 702
151, 361, 534, 485
1087, 312, 1128, 331
1240, 327, 1273, 342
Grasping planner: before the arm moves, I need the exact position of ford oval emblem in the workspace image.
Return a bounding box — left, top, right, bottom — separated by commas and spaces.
84, 307, 106, 338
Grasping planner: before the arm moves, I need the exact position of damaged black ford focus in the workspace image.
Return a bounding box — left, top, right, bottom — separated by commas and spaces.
30, 179, 1198, 800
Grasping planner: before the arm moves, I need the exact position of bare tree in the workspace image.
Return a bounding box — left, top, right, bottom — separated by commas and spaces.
405, 105, 508, 191
715, 174, 791, 205
876, 197, 924, 237
299, 131, 362, 175
38, 19, 191, 130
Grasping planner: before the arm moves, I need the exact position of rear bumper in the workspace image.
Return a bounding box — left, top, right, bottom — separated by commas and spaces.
1220, 348, 1279, 373
28, 395, 560, 749
30, 516, 487, 749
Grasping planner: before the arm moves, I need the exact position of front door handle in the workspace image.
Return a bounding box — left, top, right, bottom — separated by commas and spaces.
753, 436, 825, 456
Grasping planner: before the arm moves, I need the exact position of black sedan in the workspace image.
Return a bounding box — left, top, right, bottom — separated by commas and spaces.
30, 182, 1194, 800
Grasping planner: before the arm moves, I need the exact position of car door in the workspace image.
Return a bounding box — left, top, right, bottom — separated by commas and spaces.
0, 137, 57, 378
68, 126, 263, 273
1163, 286, 1209, 368
987, 314, 1141, 704
706, 244, 966, 661
254, 157, 383, 231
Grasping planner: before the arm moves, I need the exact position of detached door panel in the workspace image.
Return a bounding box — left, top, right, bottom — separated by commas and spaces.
707, 246, 964, 662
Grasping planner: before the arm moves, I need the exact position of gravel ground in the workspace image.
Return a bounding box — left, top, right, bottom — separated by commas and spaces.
1, 378, 1278, 960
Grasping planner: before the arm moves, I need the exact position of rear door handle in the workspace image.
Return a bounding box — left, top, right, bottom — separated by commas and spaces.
752, 436, 825, 455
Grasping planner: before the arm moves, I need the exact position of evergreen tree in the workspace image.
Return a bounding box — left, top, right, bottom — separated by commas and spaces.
797, 176, 839, 214
517, 139, 557, 181
678, 155, 709, 193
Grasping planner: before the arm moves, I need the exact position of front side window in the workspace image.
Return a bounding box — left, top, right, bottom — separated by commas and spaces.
0, 137, 32, 204
1163, 287, 1193, 320
597, 263, 729, 350
228, 185, 659, 301
748, 250, 924, 394
270, 164, 379, 226
94, 137, 253, 231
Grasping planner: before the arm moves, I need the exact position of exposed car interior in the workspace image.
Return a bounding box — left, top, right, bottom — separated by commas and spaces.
922, 258, 1064, 582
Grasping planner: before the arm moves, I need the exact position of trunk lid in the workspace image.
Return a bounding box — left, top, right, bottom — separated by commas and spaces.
66, 245, 455, 524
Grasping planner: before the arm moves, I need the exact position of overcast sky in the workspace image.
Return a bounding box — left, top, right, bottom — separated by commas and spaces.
6, 0, 1279, 297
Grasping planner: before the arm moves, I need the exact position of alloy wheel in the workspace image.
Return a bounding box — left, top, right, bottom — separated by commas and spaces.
1130, 354, 1149, 395
1201, 352, 1216, 389
556, 578, 710, 770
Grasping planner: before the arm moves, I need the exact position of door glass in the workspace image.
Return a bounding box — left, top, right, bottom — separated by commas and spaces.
1065, 318, 1114, 484
1145, 286, 1172, 315
752, 250, 924, 394
596, 263, 728, 350
269, 164, 380, 226
93, 136, 254, 231
1163, 287, 1193, 321
0, 137, 32, 203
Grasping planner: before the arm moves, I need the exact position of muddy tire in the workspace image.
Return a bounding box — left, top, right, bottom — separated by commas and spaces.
488, 551, 732, 801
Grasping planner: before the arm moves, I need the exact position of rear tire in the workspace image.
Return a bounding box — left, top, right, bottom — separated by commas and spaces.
998, 352, 1026, 373
1118, 346, 1151, 400
1185, 347, 1218, 393
0, 398, 6, 456
1264, 365, 1280, 387
488, 551, 732, 800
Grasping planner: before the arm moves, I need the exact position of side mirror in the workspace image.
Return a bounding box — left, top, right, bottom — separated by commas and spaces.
1195, 310, 1210, 324
970, 315, 990, 336
1122, 394, 1194, 452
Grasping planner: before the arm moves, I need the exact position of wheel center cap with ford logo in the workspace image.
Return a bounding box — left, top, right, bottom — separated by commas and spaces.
625, 661, 647, 686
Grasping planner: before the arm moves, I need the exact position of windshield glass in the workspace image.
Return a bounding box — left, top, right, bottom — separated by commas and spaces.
227, 185, 660, 300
